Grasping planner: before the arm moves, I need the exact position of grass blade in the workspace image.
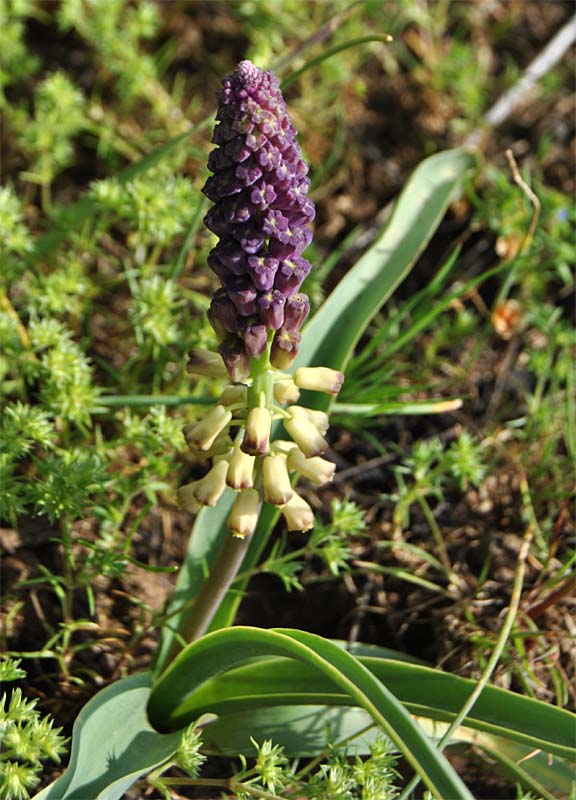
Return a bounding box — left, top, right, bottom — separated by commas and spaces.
281, 35, 393, 88
332, 399, 463, 417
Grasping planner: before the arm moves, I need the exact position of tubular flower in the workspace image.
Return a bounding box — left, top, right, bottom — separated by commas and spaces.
263, 454, 293, 506
286, 448, 336, 486
228, 488, 261, 538
281, 492, 315, 533
184, 405, 232, 451
180, 60, 344, 537
227, 436, 256, 489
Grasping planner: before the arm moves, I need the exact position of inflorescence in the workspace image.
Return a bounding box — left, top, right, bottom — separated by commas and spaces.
180, 60, 343, 538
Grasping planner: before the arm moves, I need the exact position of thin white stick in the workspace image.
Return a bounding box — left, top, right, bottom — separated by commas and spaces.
466, 13, 576, 146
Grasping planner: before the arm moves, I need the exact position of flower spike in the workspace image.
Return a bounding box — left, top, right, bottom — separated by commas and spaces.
203, 60, 315, 372
180, 60, 344, 536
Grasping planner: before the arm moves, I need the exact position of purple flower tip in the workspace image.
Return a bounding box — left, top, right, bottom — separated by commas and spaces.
203, 60, 314, 376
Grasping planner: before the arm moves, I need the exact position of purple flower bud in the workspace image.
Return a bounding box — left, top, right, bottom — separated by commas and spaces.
282, 143, 299, 162
235, 161, 263, 185
268, 227, 312, 260
212, 238, 247, 275
208, 291, 240, 335
232, 113, 255, 135
212, 122, 236, 145
233, 221, 265, 254
245, 131, 268, 152
203, 60, 315, 375
250, 183, 277, 208
263, 209, 289, 238
247, 254, 279, 291
258, 290, 286, 330
225, 138, 252, 163
208, 148, 234, 172
272, 132, 290, 152
283, 293, 310, 332
275, 257, 311, 294
243, 323, 268, 357
202, 170, 243, 201
287, 198, 316, 226
270, 327, 301, 369
272, 162, 292, 186
204, 206, 229, 237
227, 276, 258, 316
256, 144, 281, 171
221, 196, 252, 225
293, 158, 309, 178
219, 336, 249, 382
292, 226, 313, 254
207, 251, 231, 281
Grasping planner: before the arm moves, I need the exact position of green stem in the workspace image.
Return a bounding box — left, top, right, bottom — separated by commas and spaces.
164, 522, 254, 668
247, 337, 274, 410
416, 493, 456, 585
156, 777, 283, 799
164, 340, 275, 669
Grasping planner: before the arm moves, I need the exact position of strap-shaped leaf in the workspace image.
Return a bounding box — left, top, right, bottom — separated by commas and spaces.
202, 704, 381, 757
293, 148, 477, 410
176, 651, 575, 760
149, 626, 474, 800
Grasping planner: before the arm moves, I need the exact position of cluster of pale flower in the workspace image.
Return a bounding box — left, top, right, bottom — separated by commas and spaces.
178, 349, 343, 538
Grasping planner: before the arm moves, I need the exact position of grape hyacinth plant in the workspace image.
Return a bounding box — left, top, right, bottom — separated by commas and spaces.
181, 60, 343, 538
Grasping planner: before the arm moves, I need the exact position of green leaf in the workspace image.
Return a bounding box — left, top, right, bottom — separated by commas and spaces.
33, 673, 181, 800
203, 704, 380, 756
294, 148, 477, 409
332, 398, 463, 417
149, 626, 475, 800
469, 734, 575, 800
177, 649, 575, 760
158, 148, 477, 666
